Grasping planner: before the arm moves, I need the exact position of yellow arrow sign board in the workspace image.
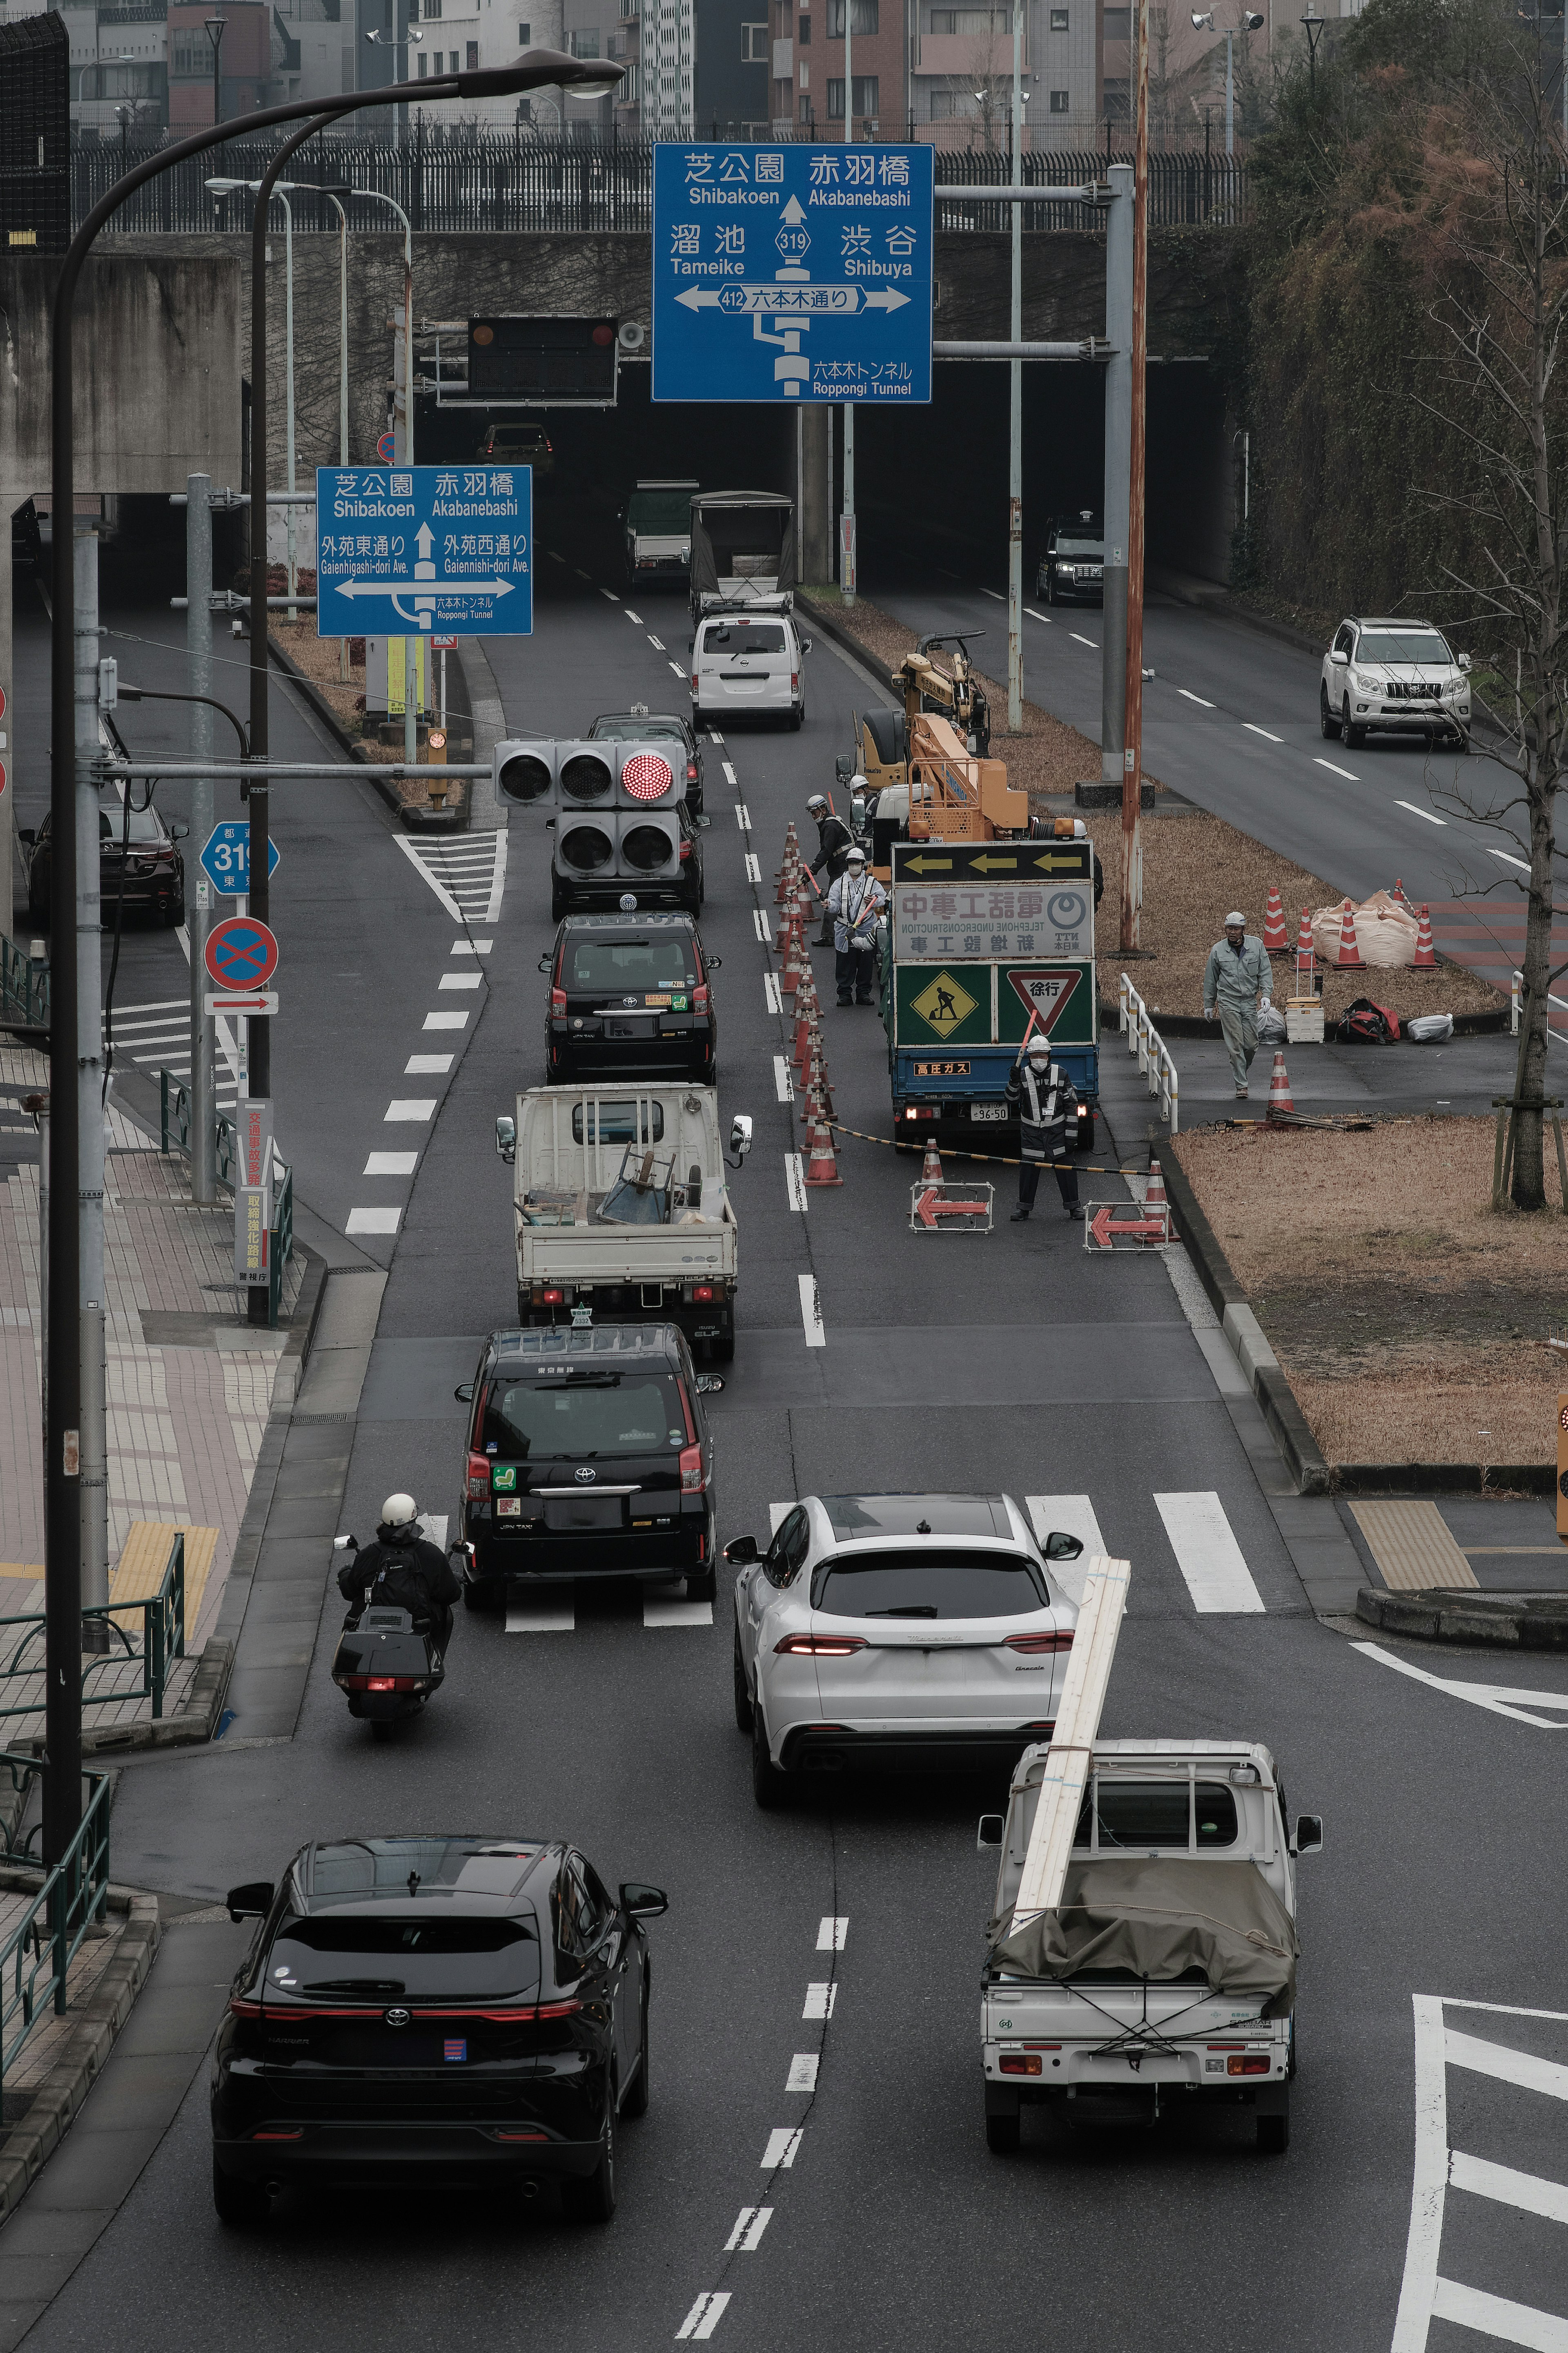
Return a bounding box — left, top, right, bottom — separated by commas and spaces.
893, 840, 1092, 887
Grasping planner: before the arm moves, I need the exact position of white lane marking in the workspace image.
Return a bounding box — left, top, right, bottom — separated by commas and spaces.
670, 662, 686, 677
1353, 1644, 1568, 1729
1025, 607, 1051, 623
1392, 1994, 1450, 2353
506, 1594, 575, 1633
1447, 2028, 1568, 2104
624, 608, 643, 623
345, 1207, 400, 1235
394, 830, 463, 921
786, 2054, 819, 2092
438, 971, 483, 991
451, 938, 493, 956
648, 633, 666, 651
1243, 723, 1284, 743
745, 853, 761, 883
105, 997, 187, 1014
803, 1982, 837, 2020
1490, 847, 1531, 870
1178, 688, 1216, 707
385, 1100, 436, 1122
1024, 1495, 1107, 1608
1315, 757, 1359, 781
405, 1054, 453, 1074
734, 803, 751, 830
760, 2129, 802, 2170
708, 729, 725, 744
483, 832, 508, 926
363, 1152, 416, 1176
785, 1153, 808, 1213
724, 2208, 773, 2253
599, 587, 619, 601
774, 1055, 793, 1104
643, 1582, 714, 1629
675, 2292, 731, 2341
754, 909, 773, 943
1450, 2151, 1568, 2227
798, 1272, 825, 1348
1070, 633, 1097, 648
423, 1010, 468, 1030
722, 762, 738, 785
980, 586, 1005, 601
1396, 800, 1447, 826
817, 1916, 847, 1952
1429, 2280, 1568, 2350
764, 973, 782, 1015
575, 568, 591, 581
1153, 1491, 1265, 1613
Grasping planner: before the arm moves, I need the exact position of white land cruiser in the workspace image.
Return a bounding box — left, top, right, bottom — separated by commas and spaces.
1320, 616, 1471, 751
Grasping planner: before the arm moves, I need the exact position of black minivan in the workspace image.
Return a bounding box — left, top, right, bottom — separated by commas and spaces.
455, 1324, 718, 1610
542, 912, 719, 1084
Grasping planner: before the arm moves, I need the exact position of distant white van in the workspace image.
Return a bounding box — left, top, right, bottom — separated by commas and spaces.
690, 607, 811, 731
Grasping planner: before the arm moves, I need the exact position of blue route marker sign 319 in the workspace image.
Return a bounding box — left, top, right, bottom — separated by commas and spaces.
314, 465, 533, 637
651, 143, 933, 406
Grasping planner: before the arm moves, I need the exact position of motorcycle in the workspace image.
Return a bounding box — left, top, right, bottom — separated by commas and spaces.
329, 1534, 449, 1740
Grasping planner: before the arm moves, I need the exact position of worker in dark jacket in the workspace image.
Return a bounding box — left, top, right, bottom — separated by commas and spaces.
1005, 1037, 1085, 1220
338, 1493, 462, 1651
807, 792, 855, 943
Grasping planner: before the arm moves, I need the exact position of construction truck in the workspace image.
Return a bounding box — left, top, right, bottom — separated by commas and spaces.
977, 1557, 1322, 2156
688, 490, 797, 619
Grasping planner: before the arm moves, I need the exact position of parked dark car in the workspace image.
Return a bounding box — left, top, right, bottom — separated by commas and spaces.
212, 1834, 665, 2224
587, 708, 706, 817
455, 1324, 719, 1610
541, 912, 718, 1084
1036, 511, 1105, 606
475, 419, 554, 475
20, 794, 187, 928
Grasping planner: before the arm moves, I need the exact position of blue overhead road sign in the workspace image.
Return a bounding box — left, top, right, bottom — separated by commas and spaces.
200, 823, 278, 898
314, 465, 533, 637
651, 143, 934, 406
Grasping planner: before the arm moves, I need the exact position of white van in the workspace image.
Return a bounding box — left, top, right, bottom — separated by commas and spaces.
690, 607, 811, 731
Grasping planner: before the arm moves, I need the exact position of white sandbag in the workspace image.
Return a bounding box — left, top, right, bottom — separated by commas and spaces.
1256, 999, 1287, 1044
1311, 891, 1420, 969
1407, 1013, 1454, 1043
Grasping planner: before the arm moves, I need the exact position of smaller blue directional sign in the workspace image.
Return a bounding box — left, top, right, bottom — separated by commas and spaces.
200, 823, 278, 899
652, 143, 934, 406
315, 464, 532, 638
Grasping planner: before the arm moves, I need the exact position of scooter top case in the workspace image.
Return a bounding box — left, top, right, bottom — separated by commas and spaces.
331, 1606, 445, 1721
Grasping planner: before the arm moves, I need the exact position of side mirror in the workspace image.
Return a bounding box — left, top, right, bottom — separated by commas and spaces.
226, 1880, 274, 1921
706, 953, 722, 970
724, 1533, 760, 1564
169, 820, 189, 839
620, 1882, 668, 1919
545, 817, 556, 829
728, 1113, 753, 1164
16, 829, 34, 846
695, 1374, 725, 1394
835, 753, 854, 781
801, 636, 814, 655
495, 1115, 517, 1165
1459, 651, 1472, 671
454, 1382, 474, 1403
1044, 1531, 1083, 1562
1330, 647, 1350, 666
976, 1814, 1004, 1850
851, 796, 866, 829
332, 1533, 358, 1552
538, 953, 552, 973
1293, 1814, 1323, 1857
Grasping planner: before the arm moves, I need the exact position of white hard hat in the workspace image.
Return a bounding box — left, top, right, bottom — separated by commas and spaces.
1225, 910, 1245, 928
806, 792, 829, 811
381, 1492, 419, 1530
845, 845, 867, 865
1027, 1035, 1051, 1060
850, 773, 868, 792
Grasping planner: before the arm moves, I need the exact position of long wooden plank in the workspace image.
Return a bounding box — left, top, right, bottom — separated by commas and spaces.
1010, 1555, 1131, 1930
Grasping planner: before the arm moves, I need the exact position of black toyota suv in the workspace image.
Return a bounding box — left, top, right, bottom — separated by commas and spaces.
454, 1325, 719, 1611
542, 912, 719, 1084
212, 1834, 666, 2225
587, 708, 706, 817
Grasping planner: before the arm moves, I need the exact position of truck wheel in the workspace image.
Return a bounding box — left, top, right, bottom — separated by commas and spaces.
1256, 2110, 1290, 2154
985, 2107, 1021, 2153
733, 1630, 753, 1732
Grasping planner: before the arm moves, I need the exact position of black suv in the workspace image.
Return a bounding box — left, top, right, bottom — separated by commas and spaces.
455, 1325, 719, 1611
1036, 511, 1105, 606
212, 1835, 665, 2224
542, 912, 719, 1084
588, 709, 705, 818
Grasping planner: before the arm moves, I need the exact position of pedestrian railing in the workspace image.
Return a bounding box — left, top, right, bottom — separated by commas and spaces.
1118, 972, 1179, 1135
158, 1073, 294, 1327
0, 1531, 185, 1726
0, 1762, 112, 2101
0, 936, 49, 1030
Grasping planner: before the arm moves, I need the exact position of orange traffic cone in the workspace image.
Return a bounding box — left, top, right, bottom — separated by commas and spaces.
804, 1113, 843, 1186
1334, 899, 1363, 968
780, 928, 803, 999
920, 1138, 943, 1186
1414, 904, 1436, 969
1266, 1050, 1296, 1123
1295, 905, 1313, 960
805, 1042, 834, 1118
1145, 1160, 1168, 1215
1263, 888, 1286, 955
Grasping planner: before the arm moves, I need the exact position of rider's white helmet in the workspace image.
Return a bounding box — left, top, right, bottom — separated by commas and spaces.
380, 1492, 419, 1530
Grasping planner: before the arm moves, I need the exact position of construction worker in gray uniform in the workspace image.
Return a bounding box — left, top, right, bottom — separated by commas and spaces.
807, 792, 856, 945
825, 846, 886, 1006
1203, 909, 1274, 1099
1006, 1036, 1085, 1219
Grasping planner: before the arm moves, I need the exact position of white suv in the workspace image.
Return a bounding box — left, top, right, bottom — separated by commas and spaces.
1321, 616, 1471, 752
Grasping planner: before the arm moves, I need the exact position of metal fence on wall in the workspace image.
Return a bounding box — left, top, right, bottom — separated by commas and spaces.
70, 132, 1247, 237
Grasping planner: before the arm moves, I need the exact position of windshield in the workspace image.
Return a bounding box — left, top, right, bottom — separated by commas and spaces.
1356, 630, 1452, 666
267, 1913, 539, 2000
812, 1548, 1047, 1618
590, 717, 686, 746
628, 490, 694, 533
99, 806, 164, 844
1074, 1781, 1239, 1850
483, 1372, 687, 1461
567, 939, 697, 992
490, 428, 545, 450
704, 623, 786, 655
1055, 526, 1103, 555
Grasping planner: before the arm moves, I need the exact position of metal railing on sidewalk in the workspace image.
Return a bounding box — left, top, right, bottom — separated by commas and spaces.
0, 1532, 186, 1726
0, 936, 49, 1030
0, 1764, 112, 2101
1118, 972, 1180, 1135
158, 1074, 294, 1327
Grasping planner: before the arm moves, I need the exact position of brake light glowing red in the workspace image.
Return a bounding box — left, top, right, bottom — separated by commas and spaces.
679, 1443, 706, 1493
1004, 1631, 1075, 1654
541, 1287, 565, 1305
679, 840, 692, 861
467, 1450, 490, 1500
775, 1633, 867, 1657
366, 1677, 396, 1692
998, 2054, 1042, 2076
1228, 2055, 1270, 2076
691, 1284, 715, 1303
686, 762, 698, 781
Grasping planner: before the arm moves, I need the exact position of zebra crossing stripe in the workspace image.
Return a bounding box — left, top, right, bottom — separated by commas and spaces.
1154, 1492, 1264, 1613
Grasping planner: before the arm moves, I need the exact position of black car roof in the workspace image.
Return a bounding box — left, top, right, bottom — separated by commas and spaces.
589, 711, 693, 737
291, 1836, 562, 1916
487, 1324, 691, 1372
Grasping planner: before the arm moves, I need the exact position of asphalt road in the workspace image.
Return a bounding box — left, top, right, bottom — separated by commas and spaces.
13, 543, 1568, 2353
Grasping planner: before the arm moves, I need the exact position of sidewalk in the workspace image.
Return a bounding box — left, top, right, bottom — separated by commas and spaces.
0, 1038, 304, 1743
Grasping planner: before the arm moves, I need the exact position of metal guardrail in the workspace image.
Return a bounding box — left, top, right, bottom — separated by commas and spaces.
0, 937, 49, 1030
0, 1762, 112, 2101
159, 1074, 294, 1327
1118, 971, 1179, 1135
0, 1532, 185, 1726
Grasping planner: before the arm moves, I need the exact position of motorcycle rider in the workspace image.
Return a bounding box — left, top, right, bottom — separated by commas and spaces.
825, 845, 886, 1007
338, 1494, 462, 1653
1006, 1035, 1086, 1220
806, 792, 856, 945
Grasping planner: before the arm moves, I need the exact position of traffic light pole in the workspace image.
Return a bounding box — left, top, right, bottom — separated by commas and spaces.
185, 474, 218, 1205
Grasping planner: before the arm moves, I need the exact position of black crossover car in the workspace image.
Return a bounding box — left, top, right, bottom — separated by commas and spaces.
20, 793, 188, 928
455, 1324, 718, 1610
213, 1835, 665, 2224
1036, 511, 1105, 607
588, 709, 705, 817
542, 912, 719, 1084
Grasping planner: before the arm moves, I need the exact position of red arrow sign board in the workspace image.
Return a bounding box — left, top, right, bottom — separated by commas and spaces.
205, 915, 279, 991
1005, 967, 1084, 1035
1088, 1205, 1168, 1249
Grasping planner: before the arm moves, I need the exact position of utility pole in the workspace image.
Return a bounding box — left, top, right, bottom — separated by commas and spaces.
1007, 15, 1024, 734
1122, 0, 1149, 952
1100, 161, 1132, 826
74, 531, 108, 1650
185, 475, 218, 1204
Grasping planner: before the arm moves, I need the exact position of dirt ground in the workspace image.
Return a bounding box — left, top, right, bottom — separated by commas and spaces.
1172, 1118, 1568, 1463
270, 622, 466, 817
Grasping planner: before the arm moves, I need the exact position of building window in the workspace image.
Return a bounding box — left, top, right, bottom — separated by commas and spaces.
1103, 6, 1130, 33
466, 38, 479, 65
742, 19, 767, 55
1102, 74, 1129, 114
1048, 85, 1069, 108
570, 28, 600, 54
826, 0, 877, 29
929, 7, 1009, 29
798, 90, 813, 118
1049, 4, 1067, 23
416, 49, 427, 72
798, 12, 809, 38
518, 16, 530, 35
826, 72, 877, 114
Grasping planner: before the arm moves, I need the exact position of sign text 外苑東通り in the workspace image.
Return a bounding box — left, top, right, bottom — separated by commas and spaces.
315, 466, 533, 638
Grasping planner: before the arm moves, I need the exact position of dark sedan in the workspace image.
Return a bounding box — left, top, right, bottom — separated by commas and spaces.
588, 709, 705, 817
542, 912, 718, 1084
212, 1834, 665, 2225
20, 794, 187, 928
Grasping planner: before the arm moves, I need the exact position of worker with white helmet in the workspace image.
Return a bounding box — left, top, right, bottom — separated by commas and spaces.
1005, 1034, 1085, 1221
336, 1493, 463, 1651
806, 791, 857, 944
825, 844, 886, 1006
1203, 908, 1274, 1100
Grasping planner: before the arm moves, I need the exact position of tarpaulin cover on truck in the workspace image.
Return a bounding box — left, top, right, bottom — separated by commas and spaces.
689, 492, 797, 602
989, 1858, 1298, 2015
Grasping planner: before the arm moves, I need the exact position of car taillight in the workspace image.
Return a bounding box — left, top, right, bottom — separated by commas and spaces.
253, 2128, 304, 2140
687, 762, 698, 782
679, 1443, 706, 1492
691, 1283, 715, 1303
690, 674, 699, 694
496, 2130, 549, 2142
1004, 1631, 1075, 1654
774, 1633, 867, 1656
541, 1286, 565, 1305
791, 672, 800, 692
1228, 2055, 1270, 2076
998, 2054, 1042, 2076
228, 1998, 263, 2018
679, 841, 691, 861
550, 988, 567, 1014
467, 1450, 490, 1500
693, 985, 709, 1012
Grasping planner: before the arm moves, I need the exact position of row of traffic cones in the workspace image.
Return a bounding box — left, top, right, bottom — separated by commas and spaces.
777, 827, 843, 1184
1267, 882, 1435, 971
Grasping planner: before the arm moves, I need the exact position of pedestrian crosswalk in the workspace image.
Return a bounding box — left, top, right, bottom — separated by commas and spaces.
504, 1579, 712, 1633
397, 831, 508, 927
105, 996, 240, 1110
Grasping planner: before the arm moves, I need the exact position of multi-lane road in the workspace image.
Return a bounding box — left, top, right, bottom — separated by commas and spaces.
8, 529, 1568, 2353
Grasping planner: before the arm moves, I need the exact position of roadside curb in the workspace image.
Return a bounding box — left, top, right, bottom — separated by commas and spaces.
0, 1887, 160, 2224
266, 636, 464, 835
1355, 1585, 1568, 1647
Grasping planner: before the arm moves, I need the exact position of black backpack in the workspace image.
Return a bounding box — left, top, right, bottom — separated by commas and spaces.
1337, 996, 1401, 1045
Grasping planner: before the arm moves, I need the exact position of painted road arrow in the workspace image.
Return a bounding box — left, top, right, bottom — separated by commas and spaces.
674, 285, 911, 314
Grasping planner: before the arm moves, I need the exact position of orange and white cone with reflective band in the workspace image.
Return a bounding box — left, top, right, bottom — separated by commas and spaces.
920, 1138, 943, 1187
1263, 888, 1287, 955
1414, 905, 1436, 968
1145, 1160, 1168, 1215
1334, 899, 1363, 967
1266, 1050, 1296, 1122
804, 1112, 843, 1186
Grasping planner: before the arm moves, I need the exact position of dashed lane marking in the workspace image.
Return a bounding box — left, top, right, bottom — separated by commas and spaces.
764, 974, 782, 1015
599, 587, 619, 602
980, 587, 1004, 601
745, 854, 761, 884
734, 803, 751, 830
675, 2294, 731, 2342
785, 1153, 807, 1212
405, 1054, 453, 1074
722, 762, 737, 784
817, 1916, 848, 1952
1025, 607, 1052, 623
1315, 757, 1359, 781
708, 729, 724, 744
670, 662, 686, 677
786, 2054, 819, 2092
423, 1010, 468, 1031
798, 1272, 825, 1348
506, 1594, 575, 1633
345, 1207, 400, 1236
385, 1100, 435, 1121
624, 609, 643, 623
754, 909, 773, 944
1178, 688, 1216, 707
363, 1152, 416, 1176
648, 634, 666, 651
451, 939, 493, 955
760, 2130, 802, 2170
1243, 723, 1284, 743
1070, 633, 1097, 649
643, 1581, 713, 1629
803, 1983, 837, 2020
1490, 847, 1531, 871
773, 1055, 793, 1103
724, 2210, 773, 2252
1154, 1491, 1264, 1613
1395, 800, 1446, 825
438, 971, 483, 990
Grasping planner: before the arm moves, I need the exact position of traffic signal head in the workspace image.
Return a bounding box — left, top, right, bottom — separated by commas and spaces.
493, 740, 681, 810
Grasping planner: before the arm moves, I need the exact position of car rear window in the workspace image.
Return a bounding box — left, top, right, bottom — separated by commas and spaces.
628, 489, 695, 533
267, 1912, 540, 2000
1075, 1781, 1239, 1850
811, 1548, 1046, 1619
1356, 630, 1452, 665
570, 1101, 665, 1144
567, 939, 697, 992
483, 1372, 687, 1460
99, 805, 164, 843
703, 623, 786, 655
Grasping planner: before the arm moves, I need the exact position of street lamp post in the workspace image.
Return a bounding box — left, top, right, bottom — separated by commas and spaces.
45, 47, 623, 1865
1190, 8, 1263, 158
208, 177, 309, 620
1300, 5, 1324, 89
204, 13, 226, 143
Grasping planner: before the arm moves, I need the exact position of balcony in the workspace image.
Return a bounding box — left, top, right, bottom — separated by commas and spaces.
915, 31, 1025, 73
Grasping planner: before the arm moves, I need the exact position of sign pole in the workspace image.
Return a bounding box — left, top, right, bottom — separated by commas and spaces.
74, 528, 109, 1652
1120, 0, 1150, 955
186, 473, 218, 1205
1100, 162, 1133, 919
1007, 4, 1024, 736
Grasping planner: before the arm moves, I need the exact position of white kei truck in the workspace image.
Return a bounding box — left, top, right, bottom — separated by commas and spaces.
978, 1559, 1322, 2155
496, 1084, 751, 1361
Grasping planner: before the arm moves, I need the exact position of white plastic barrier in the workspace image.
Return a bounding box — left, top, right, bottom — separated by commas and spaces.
1118, 972, 1180, 1135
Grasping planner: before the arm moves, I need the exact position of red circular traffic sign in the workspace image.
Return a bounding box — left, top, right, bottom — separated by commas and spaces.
205, 915, 278, 991
376, 430, 396, 463
0, 683, 7, 719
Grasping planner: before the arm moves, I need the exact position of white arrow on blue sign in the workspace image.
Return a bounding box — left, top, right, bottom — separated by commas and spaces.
200, 823, 278, 897
315, 465, 533, 637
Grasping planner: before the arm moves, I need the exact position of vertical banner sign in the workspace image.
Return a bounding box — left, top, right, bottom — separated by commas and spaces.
234, 1098, 274, 1289
839, 513, 857, 598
